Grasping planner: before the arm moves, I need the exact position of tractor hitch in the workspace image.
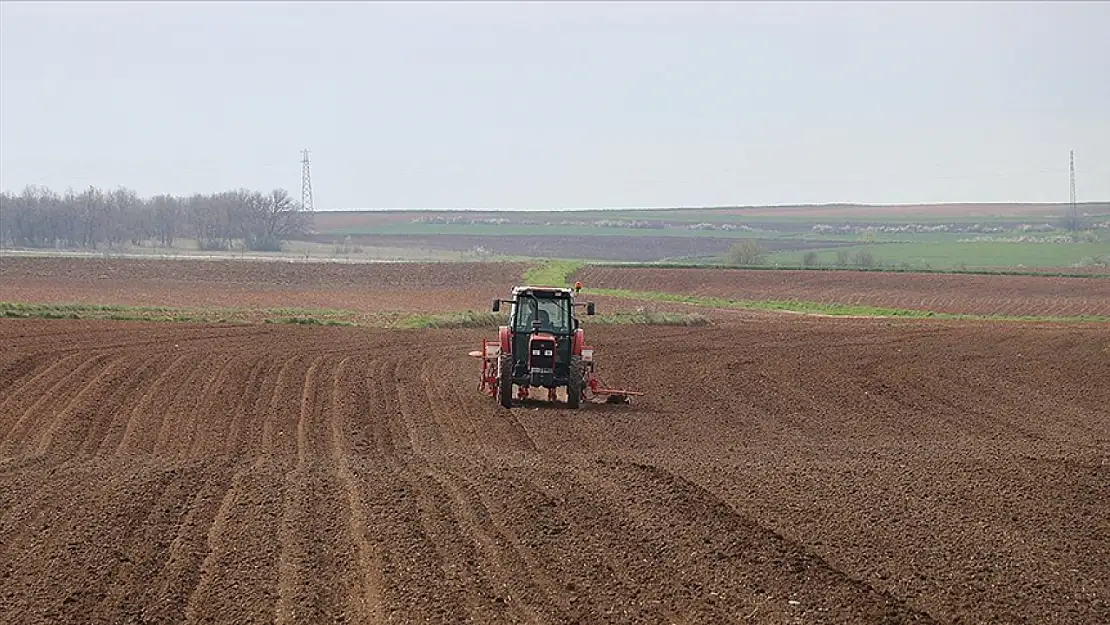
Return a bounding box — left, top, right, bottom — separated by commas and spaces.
585, 375, 644, 404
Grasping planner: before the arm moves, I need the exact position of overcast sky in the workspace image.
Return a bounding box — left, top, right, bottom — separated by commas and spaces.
2, 1, 1108, 210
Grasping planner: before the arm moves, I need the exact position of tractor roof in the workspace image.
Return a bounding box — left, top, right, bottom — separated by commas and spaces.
512, 285, 573, 297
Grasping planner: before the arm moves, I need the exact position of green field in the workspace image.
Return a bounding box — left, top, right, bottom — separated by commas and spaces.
326, 222, 772, 239
324, 221, 1003, 245
299, 202, 1110, 271
764, 241, 1110, 270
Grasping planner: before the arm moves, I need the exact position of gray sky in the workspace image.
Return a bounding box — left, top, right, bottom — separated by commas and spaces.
2, 1, 1108, 210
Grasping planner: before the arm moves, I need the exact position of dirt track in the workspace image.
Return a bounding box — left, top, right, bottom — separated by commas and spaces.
2, 317, 1108, 624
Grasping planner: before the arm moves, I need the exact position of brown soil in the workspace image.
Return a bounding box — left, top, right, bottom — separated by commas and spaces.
0, 257, 527, 289
1, 317, 1107, 624
0, 258, 527, 314
575, 266, 1110, 317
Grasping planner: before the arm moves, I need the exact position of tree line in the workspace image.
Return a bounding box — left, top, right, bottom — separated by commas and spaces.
0, 185, 313, 252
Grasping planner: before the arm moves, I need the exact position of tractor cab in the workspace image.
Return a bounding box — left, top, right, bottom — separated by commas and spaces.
498, 286, 591, 333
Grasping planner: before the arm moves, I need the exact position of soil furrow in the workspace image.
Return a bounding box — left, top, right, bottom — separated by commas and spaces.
0, 352, 108, 456
27, 352, 137, 459
592, 458, 940, 623
260, 356, 307, 466
111, 352, 189, 457
61, 353, 169, 461
181, 355, 245, 461
430, 467, 556, 623
221, 355, 277, 458
275, 356, 354, 625
327, 356, 386, 624
182, 460, 284, 625
150, 354, 220, 459
143, 462, 237, 623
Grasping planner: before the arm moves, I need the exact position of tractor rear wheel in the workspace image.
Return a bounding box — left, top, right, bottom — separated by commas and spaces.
566, 355, 584, 409
498, 354, 514, 409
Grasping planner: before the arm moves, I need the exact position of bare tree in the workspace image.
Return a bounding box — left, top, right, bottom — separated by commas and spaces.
0, 183, 307, 252
150, 194, 184, 247
241, 189, 313, 251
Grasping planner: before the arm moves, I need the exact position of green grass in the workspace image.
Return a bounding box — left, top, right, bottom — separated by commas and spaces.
583, 288, 1110, 323
319, 219, 1110, 271
0, 302, 240, 324
0, 301, 713, 329
310, 203, 1110, 271
399, 309, 712, 329
324, 221, 1040, 241
320, 204, 1109, 230
0, 301, 389, 326
522, 261, 1109, 322
523, 260, 585, 286
577, 261, 1110, 278
325, 222, 776, 239
764, 241, 1110, 270
397, 311, 504, 329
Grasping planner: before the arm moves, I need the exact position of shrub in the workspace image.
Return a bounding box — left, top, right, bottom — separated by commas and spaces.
851, 251, 876, 267
727, 240, 765, 266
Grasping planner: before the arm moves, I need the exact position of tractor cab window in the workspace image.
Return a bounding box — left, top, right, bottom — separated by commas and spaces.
514, 296, 570, 333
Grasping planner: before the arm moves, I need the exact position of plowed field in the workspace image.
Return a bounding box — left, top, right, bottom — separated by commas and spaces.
2, 318, 1108, 624
0, 258, 527, 314
574, 266, 1110, 317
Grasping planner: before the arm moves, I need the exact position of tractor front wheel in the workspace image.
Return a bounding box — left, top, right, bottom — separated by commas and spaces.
498, 354, 514, 409
566, 355, 584, 409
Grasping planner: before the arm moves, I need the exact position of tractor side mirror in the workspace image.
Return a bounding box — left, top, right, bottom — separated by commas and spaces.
492, 299, 500, 312
586, 302, 596, 316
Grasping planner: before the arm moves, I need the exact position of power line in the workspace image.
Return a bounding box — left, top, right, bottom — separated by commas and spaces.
301, 149, 314, 212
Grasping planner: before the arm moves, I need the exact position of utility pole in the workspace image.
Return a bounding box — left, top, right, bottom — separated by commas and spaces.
1069, 150, 1076, 213
301, 149, 315, 212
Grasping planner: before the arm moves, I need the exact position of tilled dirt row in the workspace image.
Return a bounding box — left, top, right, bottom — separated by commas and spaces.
1, 318, 1108, 624
0, 257, 529, 315
0, 257, 528, 289
574, 266, 1110, 317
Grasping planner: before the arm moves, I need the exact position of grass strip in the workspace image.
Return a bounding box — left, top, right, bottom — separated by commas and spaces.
388, 310, 711, 329
583, 288, 1110, 323
0, 302, 712, 329
574, 261, 1110, 279
0, 301, 377, 326
522, 260, 585, 287
519, 262, 1109, 322
397, 311, 504, 329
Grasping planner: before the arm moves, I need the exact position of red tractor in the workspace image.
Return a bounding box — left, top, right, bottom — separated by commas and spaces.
470, 285, 641, 408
